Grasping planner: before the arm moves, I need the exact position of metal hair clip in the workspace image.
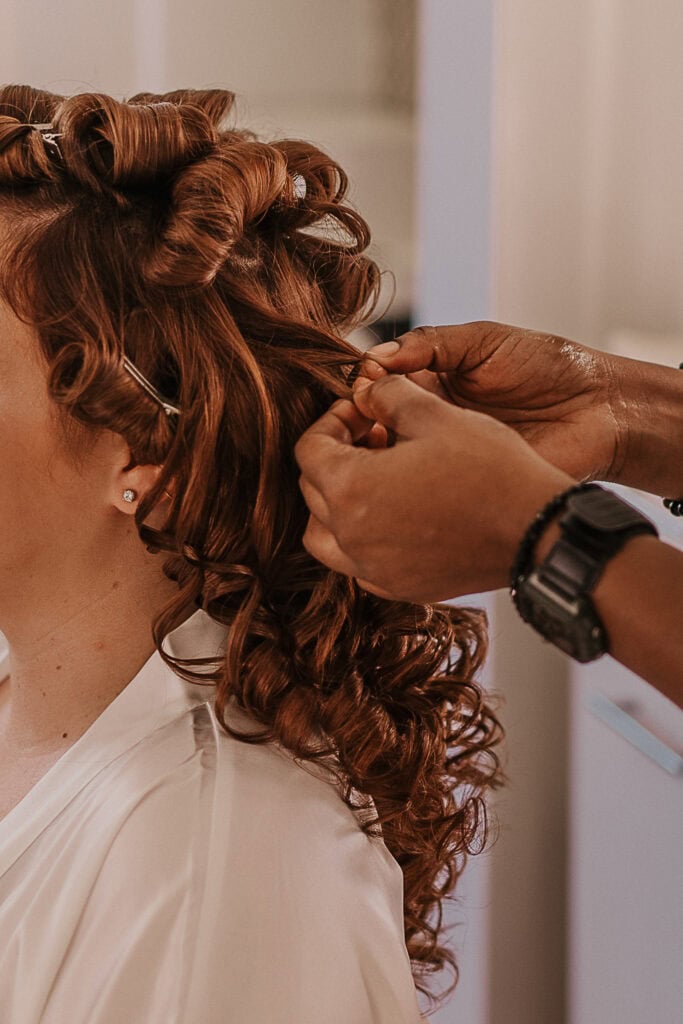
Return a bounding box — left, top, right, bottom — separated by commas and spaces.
122, 355, 181, 418
29, 122, 64, 160
292, 173, 306, 200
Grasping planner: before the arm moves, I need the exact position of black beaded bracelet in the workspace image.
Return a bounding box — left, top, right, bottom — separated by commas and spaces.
508, 480, 601, 607
662, 361, 683, 516
663, 497, 683, 516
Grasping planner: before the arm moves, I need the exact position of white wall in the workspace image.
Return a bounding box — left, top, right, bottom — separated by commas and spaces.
416, 3, 493, 1022
415, 0, 494, 325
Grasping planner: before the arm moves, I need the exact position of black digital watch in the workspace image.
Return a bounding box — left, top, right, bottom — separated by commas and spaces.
512, 485, 659, 662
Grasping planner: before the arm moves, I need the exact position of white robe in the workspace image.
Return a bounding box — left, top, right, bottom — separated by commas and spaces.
0, 607, 423, 1023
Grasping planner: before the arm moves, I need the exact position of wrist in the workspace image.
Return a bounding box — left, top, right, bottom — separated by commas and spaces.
509, 481, 660, 665
606, 353, 683, 496
500, 467, 578, 593
591, 531, 662, 613
508, 468, 576, 571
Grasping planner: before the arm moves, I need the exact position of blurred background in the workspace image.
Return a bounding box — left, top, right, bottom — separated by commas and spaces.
3, 1, 682, 1021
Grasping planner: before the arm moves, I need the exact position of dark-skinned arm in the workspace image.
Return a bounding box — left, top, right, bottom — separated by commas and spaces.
531, 352, 683, 705
532, 518, 683, 709
608, 351, 683, 497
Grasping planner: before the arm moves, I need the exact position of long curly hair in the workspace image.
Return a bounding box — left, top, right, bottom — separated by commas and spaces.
0, 84, 505, 1014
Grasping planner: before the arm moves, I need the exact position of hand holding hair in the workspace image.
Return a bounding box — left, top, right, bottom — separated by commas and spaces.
359, 321, 683, 500
294, 368, 574, 603
294, 320, 683, 704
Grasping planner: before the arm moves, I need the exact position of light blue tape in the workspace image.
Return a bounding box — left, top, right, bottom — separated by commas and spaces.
586, 690, 683, 776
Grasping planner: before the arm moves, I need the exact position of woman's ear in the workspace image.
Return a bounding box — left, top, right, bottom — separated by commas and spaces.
116, 463, 171, 515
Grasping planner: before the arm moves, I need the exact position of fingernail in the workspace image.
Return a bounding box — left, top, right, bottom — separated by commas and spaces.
366, 340, 400, 357
354, 377, 372, 392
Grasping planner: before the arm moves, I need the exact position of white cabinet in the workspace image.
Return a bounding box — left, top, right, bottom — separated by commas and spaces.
569, 485, 683, 1024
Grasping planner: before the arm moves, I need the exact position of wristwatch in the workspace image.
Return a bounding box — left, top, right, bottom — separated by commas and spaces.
514, 486, 659, 662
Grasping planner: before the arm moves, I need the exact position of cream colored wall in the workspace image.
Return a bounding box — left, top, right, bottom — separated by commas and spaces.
491, 0, 593, 343
493, 0, 683, 352
578, 0, 683, 340
489, 3, 683, 1024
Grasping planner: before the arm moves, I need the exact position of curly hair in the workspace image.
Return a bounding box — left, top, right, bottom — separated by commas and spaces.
0, 84, 505, 1015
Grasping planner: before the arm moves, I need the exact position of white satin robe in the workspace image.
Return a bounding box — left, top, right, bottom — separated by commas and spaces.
0, 607, 423, 1023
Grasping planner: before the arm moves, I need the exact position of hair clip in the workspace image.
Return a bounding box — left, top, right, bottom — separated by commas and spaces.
292, 173, 306, 200
122, 355, 181, 418
28, 122, 64, 159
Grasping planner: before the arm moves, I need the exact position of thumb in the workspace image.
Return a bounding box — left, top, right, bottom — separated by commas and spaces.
352, 373, 451, 438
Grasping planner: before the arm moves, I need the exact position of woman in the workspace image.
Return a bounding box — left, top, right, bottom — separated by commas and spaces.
0, 85, 503, 1023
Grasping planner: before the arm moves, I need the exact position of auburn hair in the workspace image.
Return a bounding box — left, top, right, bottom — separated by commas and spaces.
0, 84, 505, 1014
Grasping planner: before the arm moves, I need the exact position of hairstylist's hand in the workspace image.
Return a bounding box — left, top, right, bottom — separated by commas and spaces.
356, 322, 623, 483
294, 374, 575, 603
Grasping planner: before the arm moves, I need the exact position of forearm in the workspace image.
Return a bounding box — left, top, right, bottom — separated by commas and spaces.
534, 519, 683, 708
607, 352, 683, 497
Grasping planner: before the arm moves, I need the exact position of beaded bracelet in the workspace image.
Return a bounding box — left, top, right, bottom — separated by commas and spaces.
662, 361, 683, 516
508, 480, 601, 609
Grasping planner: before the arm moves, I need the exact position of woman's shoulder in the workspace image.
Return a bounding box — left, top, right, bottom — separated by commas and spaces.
116, 691, 380, 846
183, 698, 418, 1023
207, 695, 379, 834
98, 690, 401, 897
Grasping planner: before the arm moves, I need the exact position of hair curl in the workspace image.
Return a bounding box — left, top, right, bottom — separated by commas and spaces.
0, 84, 505, 1014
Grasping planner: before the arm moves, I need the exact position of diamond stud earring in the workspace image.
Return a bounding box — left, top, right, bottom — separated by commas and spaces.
122, 488, 136, 503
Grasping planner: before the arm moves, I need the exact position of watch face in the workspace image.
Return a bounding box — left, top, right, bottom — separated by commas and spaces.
517, 574, 608, 663
512, 489, 646, 665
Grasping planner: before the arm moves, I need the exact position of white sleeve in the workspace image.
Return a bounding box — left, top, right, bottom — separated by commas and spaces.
181, 749, 424, 1024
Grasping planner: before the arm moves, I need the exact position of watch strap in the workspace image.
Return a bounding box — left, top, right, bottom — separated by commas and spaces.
546, 490, 659, 594
510, 482, 659, 663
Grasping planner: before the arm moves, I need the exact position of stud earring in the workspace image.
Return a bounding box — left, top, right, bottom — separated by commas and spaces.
122, 488, 136, 503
